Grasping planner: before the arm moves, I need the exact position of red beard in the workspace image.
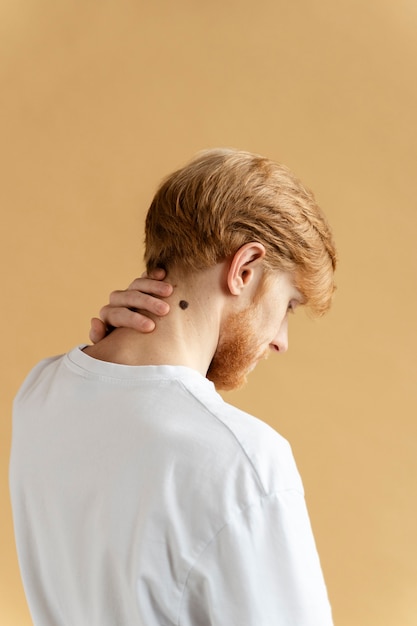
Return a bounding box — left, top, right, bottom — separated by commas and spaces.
207, 306, 269, 391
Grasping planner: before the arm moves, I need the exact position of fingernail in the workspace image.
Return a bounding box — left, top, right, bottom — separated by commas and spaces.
158, 302, 169, 314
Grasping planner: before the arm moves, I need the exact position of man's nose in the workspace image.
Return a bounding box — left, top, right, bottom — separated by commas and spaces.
271, 317, 289, 353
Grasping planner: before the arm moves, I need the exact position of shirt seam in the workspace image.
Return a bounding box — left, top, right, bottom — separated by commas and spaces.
65, 353, 211, 387
176, 490, 303, 626
176, 380, 270, 497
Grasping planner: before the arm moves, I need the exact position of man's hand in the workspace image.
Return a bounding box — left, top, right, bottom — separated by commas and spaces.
89, 269, 173, 344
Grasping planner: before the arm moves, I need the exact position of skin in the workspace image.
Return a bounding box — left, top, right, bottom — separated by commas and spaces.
87, 244, 303, 391
89, 269, 173, 343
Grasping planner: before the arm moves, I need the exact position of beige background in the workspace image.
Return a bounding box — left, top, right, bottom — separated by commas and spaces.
1, 1, 416, 624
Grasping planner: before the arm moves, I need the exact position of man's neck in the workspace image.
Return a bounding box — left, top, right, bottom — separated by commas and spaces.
83, 265, 227, 377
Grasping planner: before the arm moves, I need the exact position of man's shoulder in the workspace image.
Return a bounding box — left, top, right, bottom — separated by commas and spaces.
219, 401, 303, 495
14, 353, 65, 405
182, 382, 304, 496
216, 398, 289, 450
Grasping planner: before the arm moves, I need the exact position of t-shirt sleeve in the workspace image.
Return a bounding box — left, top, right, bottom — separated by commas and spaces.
178, 490, 333, 626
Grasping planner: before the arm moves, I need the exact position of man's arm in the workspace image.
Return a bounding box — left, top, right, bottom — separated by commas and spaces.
89, 269, 173, 343
181, 491, 333, 626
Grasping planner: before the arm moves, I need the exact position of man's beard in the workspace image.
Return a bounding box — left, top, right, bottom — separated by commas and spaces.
206, 306, 269, 391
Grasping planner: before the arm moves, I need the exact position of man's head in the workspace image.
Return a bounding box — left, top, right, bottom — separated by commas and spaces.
144, 148, 337, 390
145, 148, 337, 317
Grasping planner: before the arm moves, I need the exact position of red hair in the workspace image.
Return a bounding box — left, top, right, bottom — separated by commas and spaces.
145, 149, 337, 315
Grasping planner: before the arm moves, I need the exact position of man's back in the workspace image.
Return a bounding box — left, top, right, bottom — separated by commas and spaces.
10, 346, 332, 625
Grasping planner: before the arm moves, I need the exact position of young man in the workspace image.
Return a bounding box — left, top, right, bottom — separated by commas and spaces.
10, 149, 336, 625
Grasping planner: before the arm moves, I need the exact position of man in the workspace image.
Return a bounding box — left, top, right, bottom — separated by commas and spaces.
10, 149, 336, 625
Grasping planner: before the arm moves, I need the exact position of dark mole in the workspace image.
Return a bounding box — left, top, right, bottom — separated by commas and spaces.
179, 300, 189, 310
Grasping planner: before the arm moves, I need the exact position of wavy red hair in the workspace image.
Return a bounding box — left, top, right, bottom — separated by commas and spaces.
145, 149, 337, 315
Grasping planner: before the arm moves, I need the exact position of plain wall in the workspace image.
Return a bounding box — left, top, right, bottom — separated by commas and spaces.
1, 1, 416, 624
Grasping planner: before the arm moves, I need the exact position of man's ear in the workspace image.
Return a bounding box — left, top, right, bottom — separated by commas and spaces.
227, 242, 266, 296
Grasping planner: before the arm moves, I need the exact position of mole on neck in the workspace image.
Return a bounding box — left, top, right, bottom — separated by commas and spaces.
179, 300, 189, 310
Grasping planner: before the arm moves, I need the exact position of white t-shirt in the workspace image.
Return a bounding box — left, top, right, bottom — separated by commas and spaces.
10, 346, 333, 625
